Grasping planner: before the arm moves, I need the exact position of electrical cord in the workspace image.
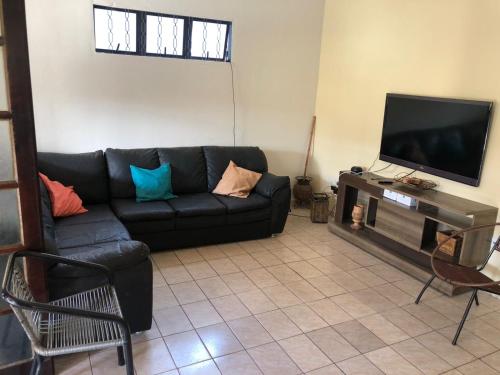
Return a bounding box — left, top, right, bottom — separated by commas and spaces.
229, 61, 236, 147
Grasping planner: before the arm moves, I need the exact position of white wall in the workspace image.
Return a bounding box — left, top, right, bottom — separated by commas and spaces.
25, 0, 324, 178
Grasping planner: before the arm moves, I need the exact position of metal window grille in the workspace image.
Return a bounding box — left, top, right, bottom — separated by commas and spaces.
93, 5, 231, 62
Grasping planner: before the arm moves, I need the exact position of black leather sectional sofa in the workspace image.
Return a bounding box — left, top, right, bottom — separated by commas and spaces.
38, 146, 291, 333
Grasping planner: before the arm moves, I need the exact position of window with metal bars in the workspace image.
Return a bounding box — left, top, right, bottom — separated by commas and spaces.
93, 5, 232, 62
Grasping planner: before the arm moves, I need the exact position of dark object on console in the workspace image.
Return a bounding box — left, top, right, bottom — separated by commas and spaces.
350, 166, 363, 174
415, 224, 500, 346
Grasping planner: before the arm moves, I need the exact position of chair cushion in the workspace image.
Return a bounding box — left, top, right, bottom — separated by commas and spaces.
111, 199, 175, 222
157, 147, 208, 194
38, 151, 109, 204
55, 220, 130, 249
169, 193, 226, 217
130, 164, 176, 202
39, 178, 57, 254
203, 146, 268, 191
39, 172, 88, 217
213, 161, 262, 198
105, 148, 160, 199
50, 240, 149, 277
176, 215, 227, 230
215, 193, 271, 213
55, 204, 118, 227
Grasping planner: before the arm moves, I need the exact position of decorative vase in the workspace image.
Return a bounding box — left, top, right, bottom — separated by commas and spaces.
351, 204, 364, 230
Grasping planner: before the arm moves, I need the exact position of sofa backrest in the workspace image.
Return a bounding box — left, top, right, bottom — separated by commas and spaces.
105, 148, 160, 199
38, 151, 109, 204
157, 147, 207, 194
203, 146, 268, 191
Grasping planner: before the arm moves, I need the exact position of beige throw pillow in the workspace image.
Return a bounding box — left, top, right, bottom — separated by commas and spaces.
213, 160, 262, 198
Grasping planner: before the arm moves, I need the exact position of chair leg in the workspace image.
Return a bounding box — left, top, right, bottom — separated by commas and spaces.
474, 292, 479, 306
415, 275, 435, 304
123, 331, 134, 375
117, 346, 125, 366
29, 354, 43, 375
452, 289, 478, 345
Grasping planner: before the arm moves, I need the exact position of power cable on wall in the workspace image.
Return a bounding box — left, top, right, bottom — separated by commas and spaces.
230, 61, 236, 147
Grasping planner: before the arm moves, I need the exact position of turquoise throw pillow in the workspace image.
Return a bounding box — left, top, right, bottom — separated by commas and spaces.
130, 164, 177, 202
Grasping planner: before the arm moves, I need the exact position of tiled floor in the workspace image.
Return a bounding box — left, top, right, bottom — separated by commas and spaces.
55, 213, 500, 375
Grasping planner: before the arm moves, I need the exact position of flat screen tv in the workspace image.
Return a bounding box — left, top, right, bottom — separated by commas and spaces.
380, 93, 493, 186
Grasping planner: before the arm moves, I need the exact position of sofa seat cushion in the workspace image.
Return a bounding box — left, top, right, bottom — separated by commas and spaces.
55, 204, 118, 227
169, 193, 226, 217
55, 220, 130, 249
49, 240, 149, 278
215, 193, 271, 213
111, 199, 175, 222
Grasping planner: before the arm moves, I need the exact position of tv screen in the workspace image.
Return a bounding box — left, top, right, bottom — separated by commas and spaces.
380, 94, 493, 186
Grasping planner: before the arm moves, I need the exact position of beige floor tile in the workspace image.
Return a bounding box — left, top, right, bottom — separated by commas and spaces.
227, 316, 273, 348
373, 284, 413, 306
269, 247, 302, 263
196, 277, 232, 299
237, 289, 277, 314
351, 289, 397, 313
367, 264, 408, 282
197, 246, 227, 261
306, 364, 343, 374
392, 278, 441, 301
182, 301, 223, 328
403, 303, 454, 330
134, 338, 176, 375
364, 347, 422, 375
230, 254, 262, 271
132, 318, 162, 344
179, 359, 221, 375
457, 359, 498, 375
152, 252, 181, 268
328, 271, 368, 292
415, 331, 475, 367
437, 325, 497, 357
336, 355, 384, 375
262, 284, 302, 308
306, 275, 346, 297
347, 268, 387, 287
288, 244, 322, 259
308, 299, 352, 326
343, 248, 382, 267
222, 272, 257, 293
282, 304, 328, 332
331, 293, 376, 318
287, 260, 323, 279
277, 234, 303, 247
278, 334, 332, 372
153, 269, 167, 287
175, 249, 204, 264
248, 342, 301, 375
255, 310, 301, 340
266, 264, 302, 283
460, 318, 500, 348
423, 296, 468, 323
214, 351, 263, 375
185, 261, 218, 280
164, 330, 210, 368
359, 314, 410, 345
308, 243, 339, 257
285, 280, 324, 302
244, 268, 280, 288
392, 338, 452, 375
325, 253, 361, 271
197, 322, 243, 357
251, 251, 283, 267
90, 349, 127, 375
55, 353, 92, 375
333, 320, 386, 353
482, 350, 500, 371
307, 258, 343, 275
307, 327, 360, 362
208, 257, 240, 275
381, 308, 432, 337
211, 295, 251, 321
259, 237, 286, 250
153, 285, 179, 311
154, 305, 193, 336
161, 265, 193, 285
239, 240, 267, 253
217, 242, 246, 257
170, 281, 206, 304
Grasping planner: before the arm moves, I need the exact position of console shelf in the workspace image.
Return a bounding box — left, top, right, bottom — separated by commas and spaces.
330, 173, 498, 295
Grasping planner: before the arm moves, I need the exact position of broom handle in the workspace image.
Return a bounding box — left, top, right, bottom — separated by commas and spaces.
303, 115, 316, 177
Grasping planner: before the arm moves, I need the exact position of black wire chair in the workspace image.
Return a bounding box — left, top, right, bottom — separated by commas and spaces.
1, 251, 134, 375
415, 223, 500, 345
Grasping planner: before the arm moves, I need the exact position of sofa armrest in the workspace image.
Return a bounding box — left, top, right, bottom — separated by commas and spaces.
255, 173, 290, 198
255, 173, 291, 234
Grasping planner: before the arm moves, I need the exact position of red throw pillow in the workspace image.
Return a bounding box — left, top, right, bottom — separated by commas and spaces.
38, 173, 88, 217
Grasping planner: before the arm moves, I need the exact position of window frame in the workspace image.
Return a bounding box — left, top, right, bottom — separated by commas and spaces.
93, 5, 232, 62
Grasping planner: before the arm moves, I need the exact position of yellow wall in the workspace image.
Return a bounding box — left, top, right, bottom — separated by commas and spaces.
313, 0, 500, 224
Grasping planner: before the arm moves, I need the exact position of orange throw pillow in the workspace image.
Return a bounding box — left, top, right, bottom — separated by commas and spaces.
38, 173, 88, 217
213, 161, 262, 198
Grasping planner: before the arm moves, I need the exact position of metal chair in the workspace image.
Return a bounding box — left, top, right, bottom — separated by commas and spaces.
1, 251, 134, 375
415, 223, 500, 345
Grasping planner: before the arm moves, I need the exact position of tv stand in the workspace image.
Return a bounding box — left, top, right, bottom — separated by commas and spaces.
330, 173, 498, 295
